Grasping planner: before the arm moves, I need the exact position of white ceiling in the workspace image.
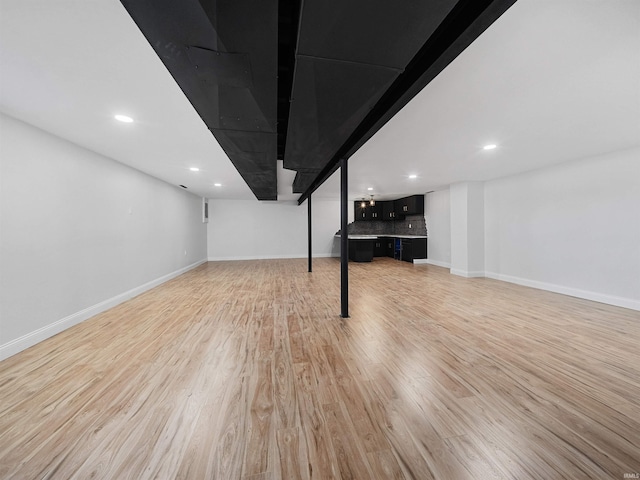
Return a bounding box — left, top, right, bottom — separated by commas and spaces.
1, 0, 639, 203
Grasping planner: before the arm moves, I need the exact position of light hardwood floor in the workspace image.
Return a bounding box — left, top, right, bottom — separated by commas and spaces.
1, 258, 639, 479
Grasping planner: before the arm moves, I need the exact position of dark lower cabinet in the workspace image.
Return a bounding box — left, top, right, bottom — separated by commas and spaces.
402, 237, 427, 262
386, 239, 395, 258
401, 239, 413, 262
348, 239, 375, 262
364, 236, 427, 262
373, 239, 387, 257
411, 238, 427, 260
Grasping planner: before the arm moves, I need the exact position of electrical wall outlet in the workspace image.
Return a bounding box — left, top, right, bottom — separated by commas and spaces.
409, 223, 412, 228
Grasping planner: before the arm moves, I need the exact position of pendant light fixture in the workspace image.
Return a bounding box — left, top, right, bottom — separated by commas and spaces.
369, 195, 375, 206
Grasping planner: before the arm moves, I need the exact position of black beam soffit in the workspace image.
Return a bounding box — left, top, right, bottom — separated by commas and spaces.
277, 0, 301, 161
283, 56, 401, 172
296, 0, 518, 204
121, 0, 516, 204
120, 0, 278, 201
285, 0, 459, 193
292, 170, 321, 194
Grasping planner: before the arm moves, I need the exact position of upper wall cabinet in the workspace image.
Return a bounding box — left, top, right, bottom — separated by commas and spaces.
394, 195, 424, 216
382, 200, 397, 220
370, 202, 382, 219
355, 195, 423, 221
354, 201, 367, 221
354, 201, 382, 221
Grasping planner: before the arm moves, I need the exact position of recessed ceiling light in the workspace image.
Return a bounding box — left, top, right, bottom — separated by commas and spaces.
483, 144, 497, 150
190, 167, 200, 172
409, 174, 417, 179
367, 187, 373, 191
114, 114, 133, 123
214, 183, 222, 187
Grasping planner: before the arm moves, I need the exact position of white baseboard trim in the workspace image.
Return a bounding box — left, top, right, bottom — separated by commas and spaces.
0, 259, 207, 361
425, 259, 451, 268
413, 259, 429, 265
451, 268, 485, 278
208, 253, 336, 261
485, 271, 640, 312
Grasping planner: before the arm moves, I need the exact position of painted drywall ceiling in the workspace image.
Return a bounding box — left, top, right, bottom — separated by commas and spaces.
344, 0, 640, 202
0, 0, 253, 200
1, 0, 638, 202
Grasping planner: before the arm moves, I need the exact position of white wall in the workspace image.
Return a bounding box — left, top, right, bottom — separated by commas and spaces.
467, 182, 485, 275
450, 184, 468, 273
207, 198, 344, 260
425, 189, 451, 267
484, 147, 640, 310
450, 182, 485, 277
0, 113, 208, 359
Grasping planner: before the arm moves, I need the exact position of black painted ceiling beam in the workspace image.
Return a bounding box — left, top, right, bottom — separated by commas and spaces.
277, 0, 301, 162
284, 0, 460, 192
296, 0, 518, 205
121, 0, 279, 201
121, 0, 516, 203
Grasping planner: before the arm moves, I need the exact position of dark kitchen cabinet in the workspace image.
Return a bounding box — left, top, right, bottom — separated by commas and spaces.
386, 239, 395, 258
376, 237, 427, 261
349, 238, 375, 262
354, 201, 382, 221
381, 200, 397, 220
369, 202, 382, 220
356, 195, 423, 220
401, 237, 427, 262
373, 239, 387, 257
401, 239, 413, 262
354, 201, 367, 221
412, 237, 427, 260
348, 238, 375, 262
394, 195, 424, 216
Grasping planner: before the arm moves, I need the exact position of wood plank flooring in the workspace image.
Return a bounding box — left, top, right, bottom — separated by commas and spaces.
1, 258, 639, 479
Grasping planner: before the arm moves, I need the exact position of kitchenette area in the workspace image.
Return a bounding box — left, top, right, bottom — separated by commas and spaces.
336, 194, 428, 263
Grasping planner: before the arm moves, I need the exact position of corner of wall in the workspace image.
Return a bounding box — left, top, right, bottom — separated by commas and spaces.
450, 269, 485, 278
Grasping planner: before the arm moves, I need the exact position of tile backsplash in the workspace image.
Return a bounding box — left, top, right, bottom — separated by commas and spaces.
338, 214, 427, 236
394, 214, 427, 236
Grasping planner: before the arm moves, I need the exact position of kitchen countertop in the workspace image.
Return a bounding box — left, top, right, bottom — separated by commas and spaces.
334, 234, 428, 239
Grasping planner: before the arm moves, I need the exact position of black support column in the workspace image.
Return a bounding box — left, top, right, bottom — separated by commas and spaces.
307, 194, 312, 273
340, 158, 349, 318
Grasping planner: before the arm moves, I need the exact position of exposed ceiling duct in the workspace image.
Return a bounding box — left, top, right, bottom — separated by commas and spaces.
120, 0, 517, 201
